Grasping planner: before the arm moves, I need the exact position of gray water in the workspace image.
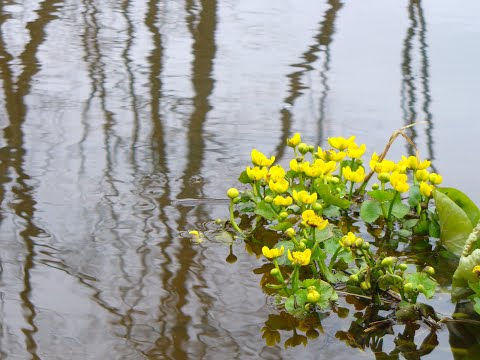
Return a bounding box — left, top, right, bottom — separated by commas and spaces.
0, 0, 479, 359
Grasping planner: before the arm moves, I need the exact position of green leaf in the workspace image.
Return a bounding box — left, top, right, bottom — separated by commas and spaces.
269, 219, 297, 232
428, 220, 440, 238
285, 289, 308, 317
314, 225, 335, 243
408, 185, 421, 207
473, 297, 480, 315
390, 197, 410, 219
324, 238, 353, 263
404, 272, 437, 299
434, 190, 474, 256
254, 201, 277, 221
398, 229, 412, 238
314, 182, 351, 209
322, 205, 340, 218
315, 280, 338, 309
403, 218, 419, 229
238, 170, 251, 184
437, 187, 480, 227
275, 241, 296, 266
368, 189, 394, 202
360, 200, 383, 223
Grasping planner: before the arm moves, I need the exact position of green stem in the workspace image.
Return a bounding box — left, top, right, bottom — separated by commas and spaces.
229, 200, 244, 235
273, 259, 285, 283
348, 181, 354, 201
291, 266, 299, 292
387, 191, 399, 222
329, 246, 344, 271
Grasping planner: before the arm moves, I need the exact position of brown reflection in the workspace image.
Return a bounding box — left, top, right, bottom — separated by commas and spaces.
401, 0, 435, 167
0, 0, 63, 358
276, 0, 343, 158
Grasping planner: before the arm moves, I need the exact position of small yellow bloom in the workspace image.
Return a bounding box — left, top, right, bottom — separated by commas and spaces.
262, 245, 285, 259
328, 136, 356, 151
390, 171, 409, 193
286, 133, 301, 147
273, 195, 293, 207
339, 232, 356, 248
266, 165, 286, 182
269, 178, 289, 193
306, 289, 321, 303
429, 173, 443, 185
415, 169, 430, 182
404, 155, 431, 171
472, 265, 480, 278
289, 159, 307, 173
346, 144, 366, 158
246, 166, 267, 181
370, 152, 396, 173
293, 190, 317, 204
343, 166, 366, 183
420, 181, 434, 197
251, 149, 275, 167
302, 210, 329, 229
288, 248, 311, 266
317, 147, 346, 162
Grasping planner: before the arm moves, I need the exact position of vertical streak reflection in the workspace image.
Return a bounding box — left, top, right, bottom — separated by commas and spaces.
276, 0, 342, 157
401, 0, 435, 165
0, 0, 63, 358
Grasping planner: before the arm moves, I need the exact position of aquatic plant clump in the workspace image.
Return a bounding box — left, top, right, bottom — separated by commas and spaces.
191, 128, 480, 348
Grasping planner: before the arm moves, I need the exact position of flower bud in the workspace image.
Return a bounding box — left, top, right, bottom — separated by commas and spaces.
233, 197, 240, 204
264, 195, 273, 203
307, 290, 321, 303
403, 282, 413, 293
298, 242, 306, 250
215, 218, 223, 224
349, 274, 359, 283
398, 263, 408, 271
417, 284, 425, 293
372, 183, 379, 190
298, 143, 310, 155
329, 176, 340, 184
360, 281, 371, 291
378, 172, 391, 183
227, 187, 239, 199
285, 228, 296, 237
312, 202, 323, 212
270, 268, 280, 276
279, 211, 289, 220
308, 145, 315, 153
355, 238, 364, 248
381, 256, 395, 267
362, 242, 370, 250
424, 266, 435, 276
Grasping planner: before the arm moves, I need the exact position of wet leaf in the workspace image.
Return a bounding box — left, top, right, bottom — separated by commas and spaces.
437, 187, 480, 227
285, 289, 308, 317
238, 170, 251, 184
360, 200, 383, 223
255, 201, 278, 221
315, 182, 351, 209
261, 327, 281, 346
269, 219, 297, 232
322, 205, 341, 218
434, 190, 473, 256
275, 241, 296, 266
368, 189, 395, 202
391, 197, 410, 219
408, 185, 421, 207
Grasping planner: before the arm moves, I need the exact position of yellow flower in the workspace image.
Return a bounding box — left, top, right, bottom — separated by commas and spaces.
246, 166, 267, 181
269, 178, 289, 193
390, 171, 409, 193
420, 181, 434, 197
307, 289, 321, 303
289, 159, 307, 173
328, 136, 356, 151
262, 245, 285, 259
293, 190, 317, 204
273, 195, 293, 206
429, 173, 443, 185
343, 166, 366, 183
415, 169, 430, 182
288, 248, 311, 266
287, 133, 301, 147
396, 158, 409, 173
266, 165, 286, 182
317, 147, 346, 162
472, 265, 480, 278
339, 232, 357, 248
369, 152, 396, 173
302, 210, 328, 229
403, 155, 431, 171
346, 144, 366, 158
251, 149, 275, 167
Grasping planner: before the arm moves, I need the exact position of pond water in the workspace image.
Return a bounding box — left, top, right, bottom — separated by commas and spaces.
0, 0, 479, 359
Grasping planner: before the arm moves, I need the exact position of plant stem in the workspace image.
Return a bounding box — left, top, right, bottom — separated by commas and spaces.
229, 200, 244, 235
387, 191, 399, 222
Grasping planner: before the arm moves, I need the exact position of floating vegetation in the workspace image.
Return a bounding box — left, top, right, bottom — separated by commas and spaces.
191, 126, 480, 353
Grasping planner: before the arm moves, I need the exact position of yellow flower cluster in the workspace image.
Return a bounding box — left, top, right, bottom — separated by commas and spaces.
343, 166, 365, 183
293, 190, 317, 205
339, 232, 364, 249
